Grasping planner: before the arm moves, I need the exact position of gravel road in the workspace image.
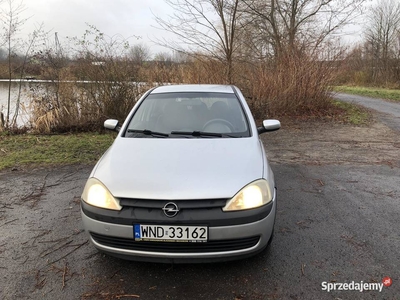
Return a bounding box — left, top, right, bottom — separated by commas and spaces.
333, 92, 400, 131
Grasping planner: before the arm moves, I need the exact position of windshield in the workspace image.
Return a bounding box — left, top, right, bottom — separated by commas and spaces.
124, 92, 250, 138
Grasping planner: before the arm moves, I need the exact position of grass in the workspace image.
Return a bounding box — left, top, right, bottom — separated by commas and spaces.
0, 132, 116, 171
334, 86, 400, 102
332, 100, 372, 125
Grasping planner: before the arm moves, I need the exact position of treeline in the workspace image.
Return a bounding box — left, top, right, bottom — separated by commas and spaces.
0, 0, 399, 133
337, 0, 400, 86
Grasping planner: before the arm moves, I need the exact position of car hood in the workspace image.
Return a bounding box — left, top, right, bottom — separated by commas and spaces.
92, 137, 265, 200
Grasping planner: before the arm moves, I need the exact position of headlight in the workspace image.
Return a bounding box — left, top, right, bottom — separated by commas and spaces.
223, 179, 272, 211
81, 178, 122, 210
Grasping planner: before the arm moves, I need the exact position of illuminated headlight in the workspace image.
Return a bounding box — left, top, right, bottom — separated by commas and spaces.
81, 178, 122, 210
223, 180, 272, 211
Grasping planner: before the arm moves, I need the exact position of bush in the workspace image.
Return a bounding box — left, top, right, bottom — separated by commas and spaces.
238, 53, 335, 119
29, 26, 154, 133
30, 69, 151, 133
353, 71, 370, 86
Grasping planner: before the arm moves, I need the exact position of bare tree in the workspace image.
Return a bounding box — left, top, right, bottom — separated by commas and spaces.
241, 0, 366, 59
128, 43, 151, 65
153, 51, 173, 62
11, 25, 45, 127
155, 0, 241, 83
0, 0, 27, 129
364, 0, 400, 83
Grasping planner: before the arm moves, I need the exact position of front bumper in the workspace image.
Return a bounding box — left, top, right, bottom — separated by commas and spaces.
81, 189, 277, 263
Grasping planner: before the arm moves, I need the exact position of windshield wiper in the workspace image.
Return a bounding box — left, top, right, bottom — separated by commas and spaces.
170, 131, 223, 137
127, 129, 169, 137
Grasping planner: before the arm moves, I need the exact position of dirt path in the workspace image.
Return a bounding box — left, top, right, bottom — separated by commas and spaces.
333, 92, 400, 131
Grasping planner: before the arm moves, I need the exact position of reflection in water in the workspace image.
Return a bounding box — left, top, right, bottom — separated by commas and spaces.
0, 80, 35, 126
0, 79, 148, 129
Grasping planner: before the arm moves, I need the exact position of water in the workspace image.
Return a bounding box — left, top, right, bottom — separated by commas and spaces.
0, 80, 34, 127
0, 79, 80, 127
0, 80, 153, 128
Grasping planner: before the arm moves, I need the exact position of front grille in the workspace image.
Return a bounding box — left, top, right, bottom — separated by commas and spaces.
119, 198, 227, 209
90, 232, 259, 253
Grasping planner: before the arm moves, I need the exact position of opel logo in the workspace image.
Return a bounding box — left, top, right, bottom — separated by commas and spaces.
162, 202, 179, 218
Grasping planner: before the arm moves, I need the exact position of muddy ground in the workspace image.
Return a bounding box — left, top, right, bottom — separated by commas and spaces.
0, 115, 399, 299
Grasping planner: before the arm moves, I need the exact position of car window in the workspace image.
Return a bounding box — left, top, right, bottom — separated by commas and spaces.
125, 92, 250, 138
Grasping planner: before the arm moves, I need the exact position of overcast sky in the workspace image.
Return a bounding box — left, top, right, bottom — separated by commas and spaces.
9, 0, 174, 55
3, 0, 378, 56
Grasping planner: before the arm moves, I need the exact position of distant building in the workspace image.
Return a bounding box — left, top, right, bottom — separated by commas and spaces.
92, 62, 105, 66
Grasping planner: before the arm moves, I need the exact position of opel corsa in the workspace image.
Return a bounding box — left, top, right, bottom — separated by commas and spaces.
81, 84, 280, 263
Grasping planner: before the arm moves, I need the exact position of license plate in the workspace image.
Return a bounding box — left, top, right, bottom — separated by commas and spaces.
134, 224, 208, 242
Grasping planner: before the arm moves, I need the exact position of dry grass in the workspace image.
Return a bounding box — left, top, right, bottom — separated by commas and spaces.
30, 63, 152, 133
240, 54, 335, 119
162, 53, 337, 119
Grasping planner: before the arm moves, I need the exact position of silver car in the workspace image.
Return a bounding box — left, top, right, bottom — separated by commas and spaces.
81, 84, 280, 263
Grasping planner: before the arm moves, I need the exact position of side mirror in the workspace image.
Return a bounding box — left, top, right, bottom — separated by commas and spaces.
104, 119, 120, 132
257, 119, 280, 134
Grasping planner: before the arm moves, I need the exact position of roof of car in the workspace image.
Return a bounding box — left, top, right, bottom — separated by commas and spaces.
150, 84, 235, 94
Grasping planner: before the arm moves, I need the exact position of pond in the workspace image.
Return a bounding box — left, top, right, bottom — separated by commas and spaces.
0, 79, 153, 129
0, 80, 38, 127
